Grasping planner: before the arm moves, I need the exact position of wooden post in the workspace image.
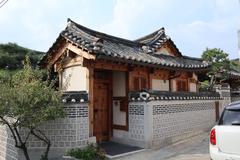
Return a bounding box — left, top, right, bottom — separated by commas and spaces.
89, 67, 94, 137
215, 101, 220, 122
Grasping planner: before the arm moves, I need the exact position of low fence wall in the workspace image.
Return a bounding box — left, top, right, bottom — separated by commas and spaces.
113, 90, 230, 149
0, 102, 89, 160
0, 125, 18, 160
151, 100, 217, 147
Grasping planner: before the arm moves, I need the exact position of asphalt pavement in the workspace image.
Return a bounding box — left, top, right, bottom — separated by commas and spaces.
115, 132, 210, 160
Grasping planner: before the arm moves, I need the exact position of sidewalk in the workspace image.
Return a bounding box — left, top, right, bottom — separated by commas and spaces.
114, 132, 210, 160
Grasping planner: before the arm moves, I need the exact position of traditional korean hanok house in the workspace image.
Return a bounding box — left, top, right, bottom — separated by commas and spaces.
39, 19, 225, 149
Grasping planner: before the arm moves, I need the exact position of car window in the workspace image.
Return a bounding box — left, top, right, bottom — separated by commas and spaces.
219, 109, 240, 125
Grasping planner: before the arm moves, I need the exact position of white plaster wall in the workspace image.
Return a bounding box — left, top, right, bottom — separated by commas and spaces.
113, 100, 126, 126
193, 72, 198, 80
112, 71, 126, 97
152, 79, 169, 91
156, 48, 171, 55
190, 83, 197, 92
61, 66, 89, 91
112, 71, 127, 126
171, 79, 177, 92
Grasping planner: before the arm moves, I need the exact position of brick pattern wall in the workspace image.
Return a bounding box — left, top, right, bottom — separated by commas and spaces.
64, 103, 88, 118
0, 126, 18, 160
231, 96, 240, 102
19, 103, 89, 149
0, 103, 89, 160
124, 100, 219, 148
128, 104, 145, 141
152, 100, 216, 146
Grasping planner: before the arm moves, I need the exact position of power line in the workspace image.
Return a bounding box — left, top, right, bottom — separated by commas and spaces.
0, 0, 8, 8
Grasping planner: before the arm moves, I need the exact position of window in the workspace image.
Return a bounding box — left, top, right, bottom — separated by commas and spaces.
133, 76, 147, 91
177, 80, 187, 91
219, 108, 240, 125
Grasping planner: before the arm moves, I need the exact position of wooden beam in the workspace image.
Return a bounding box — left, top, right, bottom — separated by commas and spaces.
48, 42, 95, 68
94, 61, 128, 71
66, 44, 96, 60
62, 56, 83, 69
48, 42, 68, 68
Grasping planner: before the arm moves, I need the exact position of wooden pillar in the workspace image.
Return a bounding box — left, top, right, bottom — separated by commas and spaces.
89, 67, 94, 137
169, 78, 172, 91
215, 101, 220, 122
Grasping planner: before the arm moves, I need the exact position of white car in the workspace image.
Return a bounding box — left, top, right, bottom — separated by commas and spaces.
210, 101, 240, 160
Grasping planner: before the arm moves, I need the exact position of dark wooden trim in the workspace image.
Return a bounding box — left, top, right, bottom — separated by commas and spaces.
109, 71, 113, 138
126, 71, 129, 131
148, 68, 151, 89
88, 67, 94, 137
92, 70, 113, 141
215, 101, 220, 122
113, 97, 127, 112
169, 78, 172, 91
113, 124, 128, 131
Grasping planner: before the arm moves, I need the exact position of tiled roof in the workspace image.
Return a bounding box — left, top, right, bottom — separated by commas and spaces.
129, 90, 221, 102
41, 18, 210, 70
62, 91, 88, 103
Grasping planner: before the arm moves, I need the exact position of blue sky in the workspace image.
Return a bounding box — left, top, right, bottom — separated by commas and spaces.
0, 0, 239, 58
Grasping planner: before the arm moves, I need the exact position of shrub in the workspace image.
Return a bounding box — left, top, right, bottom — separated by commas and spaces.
66, 144, 106, 160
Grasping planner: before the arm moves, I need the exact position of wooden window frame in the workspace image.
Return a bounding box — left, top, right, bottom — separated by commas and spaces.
132, 76, 147, 91
176, 79, 188, 92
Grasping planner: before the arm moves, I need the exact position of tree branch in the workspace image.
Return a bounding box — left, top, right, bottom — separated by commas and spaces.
14, 126, 24, 147
0, 116, 21, 148
24, 130, 31, 144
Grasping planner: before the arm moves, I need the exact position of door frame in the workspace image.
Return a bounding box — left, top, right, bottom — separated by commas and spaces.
93, 70, 113, 142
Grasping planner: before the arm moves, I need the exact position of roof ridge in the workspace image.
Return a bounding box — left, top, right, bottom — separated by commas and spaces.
67, 18, 140, 47
182, 55, 203, 61
134, 27, 166, 43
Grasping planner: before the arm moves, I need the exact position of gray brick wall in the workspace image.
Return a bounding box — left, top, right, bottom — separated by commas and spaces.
128, 104, 145, 142
0, 125, 18, 160
151, 100, 216, 147
114, 99, 225, 149
0, 102, 89, 160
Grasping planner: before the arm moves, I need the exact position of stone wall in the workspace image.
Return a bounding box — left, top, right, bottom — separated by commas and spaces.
151, 100, 216, 147
113, 98, 227, 149
0, 102, 89, 160
21, 102, 89, 160
231, 96, 240, 102
0, 125, 18, 160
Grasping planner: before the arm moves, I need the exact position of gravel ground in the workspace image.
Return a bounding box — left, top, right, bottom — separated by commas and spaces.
114, 132, 210, 160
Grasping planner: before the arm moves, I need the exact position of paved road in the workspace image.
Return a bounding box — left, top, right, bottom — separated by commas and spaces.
115, 132, 210, 160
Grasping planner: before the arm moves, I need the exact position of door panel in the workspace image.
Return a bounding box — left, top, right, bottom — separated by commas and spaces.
93, 81, 109, 142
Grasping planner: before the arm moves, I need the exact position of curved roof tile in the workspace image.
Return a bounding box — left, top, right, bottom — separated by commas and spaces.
41, 18, 210, 70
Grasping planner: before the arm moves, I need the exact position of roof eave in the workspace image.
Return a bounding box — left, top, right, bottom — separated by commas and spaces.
96, 55, 210, 72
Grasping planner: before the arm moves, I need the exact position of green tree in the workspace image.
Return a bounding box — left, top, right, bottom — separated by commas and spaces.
201, 48, 237, 90
0, 43, 44, 69
0, 57, 65, 160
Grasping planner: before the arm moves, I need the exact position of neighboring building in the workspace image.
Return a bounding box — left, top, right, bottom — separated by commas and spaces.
40, 18, 210, 142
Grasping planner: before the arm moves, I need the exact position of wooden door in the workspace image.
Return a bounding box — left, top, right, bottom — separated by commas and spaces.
93, 81, 110, 142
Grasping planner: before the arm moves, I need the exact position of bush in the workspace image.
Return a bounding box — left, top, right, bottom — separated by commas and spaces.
66, 144, 106, 160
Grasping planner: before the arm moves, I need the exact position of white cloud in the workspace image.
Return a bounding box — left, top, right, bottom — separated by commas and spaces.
100, 0, 240, 58
0, 0, 88, 51
99, 0, 174, 38
168, 17, 239, 58
0, 0, 239, 58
